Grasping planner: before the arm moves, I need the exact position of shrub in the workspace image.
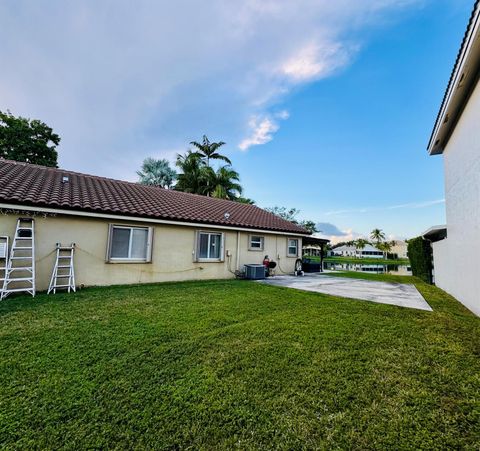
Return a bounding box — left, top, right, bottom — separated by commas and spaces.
407, 237, 433, 284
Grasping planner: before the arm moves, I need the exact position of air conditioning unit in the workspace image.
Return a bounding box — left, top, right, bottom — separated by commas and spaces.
244, 264, 266, 280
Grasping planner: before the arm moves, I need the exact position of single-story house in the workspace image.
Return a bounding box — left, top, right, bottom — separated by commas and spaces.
424, 1, 480, 316
332, 243, 383, 258
0, 159, 310, 292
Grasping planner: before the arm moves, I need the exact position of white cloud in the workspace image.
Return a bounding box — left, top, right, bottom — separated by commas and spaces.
0, 0, 423, 179
280, 42, 350, 82
325, 198, 445, 216
238, 111, 291, 151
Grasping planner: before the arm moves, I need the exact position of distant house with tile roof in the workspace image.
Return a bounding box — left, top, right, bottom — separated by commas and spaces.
0, 159, 310, 291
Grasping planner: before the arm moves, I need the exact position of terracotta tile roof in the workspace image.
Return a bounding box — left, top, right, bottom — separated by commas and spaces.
0, 159, 310, 235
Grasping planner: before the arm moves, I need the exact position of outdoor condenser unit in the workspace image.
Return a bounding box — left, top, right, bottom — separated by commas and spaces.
244, 264, 266, 280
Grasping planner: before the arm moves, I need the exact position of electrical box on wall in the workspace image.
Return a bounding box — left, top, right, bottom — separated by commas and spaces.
0, 236, 8, 259
226, 250, 232, 257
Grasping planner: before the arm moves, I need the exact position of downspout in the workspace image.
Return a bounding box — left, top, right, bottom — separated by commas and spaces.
236, 231, 240, 271
320, 243, 324, 272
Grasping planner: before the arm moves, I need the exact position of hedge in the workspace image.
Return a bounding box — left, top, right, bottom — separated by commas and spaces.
407, 237, 433, 284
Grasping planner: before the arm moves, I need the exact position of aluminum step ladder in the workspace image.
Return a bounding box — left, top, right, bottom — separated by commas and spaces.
0, 236, 10, 289
1, 218, 35, 300
48, 243, 76, 294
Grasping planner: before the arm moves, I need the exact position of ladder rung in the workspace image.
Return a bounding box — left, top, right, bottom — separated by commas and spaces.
5, 277, 34, 282
57, 265, 71, 268
52, 284, 73, 288
15, 237, 32, 240
11, 256, 32, 260
17, 227, 33, 230
2, 288, 35, 293
13, 247, 33, 250
8, 267, 32, 271
55, 275, 71, 278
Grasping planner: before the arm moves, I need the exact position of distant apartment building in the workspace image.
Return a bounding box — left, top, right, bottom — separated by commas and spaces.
389, 240, 408, 259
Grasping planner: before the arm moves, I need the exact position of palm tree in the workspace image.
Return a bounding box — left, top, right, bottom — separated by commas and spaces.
370, 228, 386, 243
137, 158, 177, 188
377, 241, 392, 259
236, 197, 256, 205
190, 135, 231, 167
210, 166, 242, 200
175, 151, 210, 195
354, 238, 368, 257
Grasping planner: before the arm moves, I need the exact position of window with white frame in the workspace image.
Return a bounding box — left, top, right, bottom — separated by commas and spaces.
196, 231, 224, 261
249, 235, 264, 251
287, 238, 299, 257
108, 225, 152, 262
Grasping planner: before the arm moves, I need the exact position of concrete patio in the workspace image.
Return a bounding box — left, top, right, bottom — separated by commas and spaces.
259, 274, 432, 311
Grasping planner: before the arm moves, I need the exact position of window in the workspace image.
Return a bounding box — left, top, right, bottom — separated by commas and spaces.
196, 231, 224, 261
287, 238, 299, 257
249, 235, 264, 251
107, 225, 152, 262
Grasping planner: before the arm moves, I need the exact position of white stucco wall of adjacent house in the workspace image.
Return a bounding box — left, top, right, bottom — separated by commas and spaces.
433, 78, 480, 316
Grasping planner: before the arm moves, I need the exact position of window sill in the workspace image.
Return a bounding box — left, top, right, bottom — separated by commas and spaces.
287, 255, 299, 258
107, 259, 150, 264
248, 248, 264, 252
196, 259, 224, 263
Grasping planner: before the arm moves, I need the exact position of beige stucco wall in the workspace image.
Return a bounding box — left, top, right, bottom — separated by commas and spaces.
0, 212, 302, 292
433, 77, 480, 316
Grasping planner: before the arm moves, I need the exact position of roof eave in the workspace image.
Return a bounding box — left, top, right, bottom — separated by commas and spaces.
427, 2, 480, 156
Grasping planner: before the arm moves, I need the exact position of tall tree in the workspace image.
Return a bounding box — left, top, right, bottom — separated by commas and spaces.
0, 110, 60, 167
299, 220, 318, 234
175, 151, 211, 195
210, 166, 243, 200
377, 241, 392, 259
190, 135, 231, 167
370, 228, 386, 243
265, 206, 300, 223
354, 238, 369, 250
236, 197, 256, 205
137, 158, 177, 188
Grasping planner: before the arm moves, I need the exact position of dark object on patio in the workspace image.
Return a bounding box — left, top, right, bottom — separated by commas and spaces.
302, 258, 322, 273
244, 264, 266, 280
266, 261, 277, 277
294, 258, 304, 276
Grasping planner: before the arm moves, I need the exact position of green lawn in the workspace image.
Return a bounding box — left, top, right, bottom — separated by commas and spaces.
1, 278, 479, 449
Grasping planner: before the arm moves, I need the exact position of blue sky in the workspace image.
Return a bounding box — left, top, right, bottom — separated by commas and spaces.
0, 0, 474, 241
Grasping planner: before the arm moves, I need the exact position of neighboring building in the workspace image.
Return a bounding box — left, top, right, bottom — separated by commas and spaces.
0, 160, 310, 292
425, 2, 480, 315
332, 243, 383, 259
389, 240, 409, 259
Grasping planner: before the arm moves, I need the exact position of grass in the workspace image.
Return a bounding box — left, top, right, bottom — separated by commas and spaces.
323, 256, 410, 265
1, 278, 479, 449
